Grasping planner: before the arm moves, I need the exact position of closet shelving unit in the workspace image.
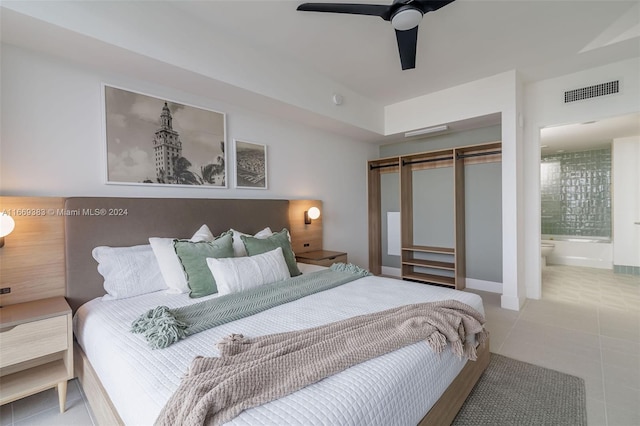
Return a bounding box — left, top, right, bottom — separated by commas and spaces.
368, 141, 501, 290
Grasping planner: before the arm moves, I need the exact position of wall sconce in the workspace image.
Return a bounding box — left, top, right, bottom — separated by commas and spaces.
0, 212, 15, 248
304, 206, 321, 225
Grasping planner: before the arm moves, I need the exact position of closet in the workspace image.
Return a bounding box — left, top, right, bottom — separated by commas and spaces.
368, 142, 501, 290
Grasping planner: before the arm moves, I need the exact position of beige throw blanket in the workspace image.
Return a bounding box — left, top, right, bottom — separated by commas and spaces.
155, 299, 488, 426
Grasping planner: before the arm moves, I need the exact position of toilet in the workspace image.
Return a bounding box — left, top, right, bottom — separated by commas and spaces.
541, 241, 555, 267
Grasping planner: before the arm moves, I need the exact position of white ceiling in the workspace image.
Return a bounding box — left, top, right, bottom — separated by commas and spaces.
168, 0, 640, 103
540, 112, 640, 153
1, 0, 639, 145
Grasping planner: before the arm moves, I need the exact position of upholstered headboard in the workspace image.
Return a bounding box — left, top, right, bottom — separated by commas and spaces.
64, 197, 321, 312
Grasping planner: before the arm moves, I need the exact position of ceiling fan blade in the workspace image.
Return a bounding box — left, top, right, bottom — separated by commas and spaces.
413, 0, 456, 13
395, 27, 418, 70
297, 3, 392, 20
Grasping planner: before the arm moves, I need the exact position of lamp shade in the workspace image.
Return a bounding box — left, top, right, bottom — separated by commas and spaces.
307, 207, 320, 220
0, 213, 15, 238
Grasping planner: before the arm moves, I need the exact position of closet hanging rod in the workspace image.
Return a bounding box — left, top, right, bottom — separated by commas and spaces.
376, 149, 502, 169
402, 156, 453, 166
369, 163, 399, 170
456, 150, 502, 159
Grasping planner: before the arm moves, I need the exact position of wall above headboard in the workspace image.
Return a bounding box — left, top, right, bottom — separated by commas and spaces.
0, 197, 66, 306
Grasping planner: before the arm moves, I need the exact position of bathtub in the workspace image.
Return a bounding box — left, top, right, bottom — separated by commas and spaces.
541, 235, 613, 269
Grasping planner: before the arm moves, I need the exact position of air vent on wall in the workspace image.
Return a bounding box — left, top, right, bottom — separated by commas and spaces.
564, 80, 619, 103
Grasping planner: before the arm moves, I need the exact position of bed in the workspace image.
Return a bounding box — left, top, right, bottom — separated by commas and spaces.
65, 197, 489, 426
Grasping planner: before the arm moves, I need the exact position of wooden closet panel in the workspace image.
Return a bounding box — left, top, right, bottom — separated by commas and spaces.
0, 197, 66, 306
454, 154, 467, 289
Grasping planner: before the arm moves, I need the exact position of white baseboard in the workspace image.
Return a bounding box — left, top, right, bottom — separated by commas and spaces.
465, 278, 503, 294
381, 266, 401, 277
501, 294, 524, 311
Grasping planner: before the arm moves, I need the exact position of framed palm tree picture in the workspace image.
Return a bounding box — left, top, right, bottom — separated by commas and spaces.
103, 85, 226, 187
234, 139, 267, 189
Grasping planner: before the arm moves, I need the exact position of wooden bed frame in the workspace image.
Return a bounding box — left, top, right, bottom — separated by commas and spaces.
59, 196, 489, 425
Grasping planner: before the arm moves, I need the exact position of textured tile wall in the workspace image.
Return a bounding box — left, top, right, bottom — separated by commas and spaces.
613, 265, 640, 276
541, 148, 611, 237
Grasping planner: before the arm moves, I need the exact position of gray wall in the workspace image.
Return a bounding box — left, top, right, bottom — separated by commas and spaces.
465, 162, 503, 282
412, 167, 455, 248
378, 125, 503, 283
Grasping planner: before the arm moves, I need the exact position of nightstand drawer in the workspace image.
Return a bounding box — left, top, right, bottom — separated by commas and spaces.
0, 315, 68, 368
306, 254, 348, 267
296, 250, 348, 267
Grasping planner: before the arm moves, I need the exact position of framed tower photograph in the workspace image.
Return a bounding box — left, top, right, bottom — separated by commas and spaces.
234, 139, 267, 189
103, 85, 227, 187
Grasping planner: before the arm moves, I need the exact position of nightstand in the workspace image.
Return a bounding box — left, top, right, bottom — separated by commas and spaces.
0, 297, 73, 413
296, 250, 348, 267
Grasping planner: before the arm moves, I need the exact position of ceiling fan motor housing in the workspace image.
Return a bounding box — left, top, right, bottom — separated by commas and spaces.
296, 0, 456, 69
391, 6, 424, 31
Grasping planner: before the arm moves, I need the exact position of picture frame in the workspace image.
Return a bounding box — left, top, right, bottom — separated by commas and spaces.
103, 84, 227, 187
234, 139, 268, 189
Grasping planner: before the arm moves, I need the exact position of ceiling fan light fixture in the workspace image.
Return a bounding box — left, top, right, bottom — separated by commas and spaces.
391, 7, 423, 31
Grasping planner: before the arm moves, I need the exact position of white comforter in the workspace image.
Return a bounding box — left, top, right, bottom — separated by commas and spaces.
74, 267, 484, 426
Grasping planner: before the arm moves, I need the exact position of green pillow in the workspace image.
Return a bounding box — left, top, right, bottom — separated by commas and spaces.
241, 228, 301, 277
174, 232, 234, 298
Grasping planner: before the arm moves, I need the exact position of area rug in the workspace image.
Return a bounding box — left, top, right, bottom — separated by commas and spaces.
452, 353, 587, 426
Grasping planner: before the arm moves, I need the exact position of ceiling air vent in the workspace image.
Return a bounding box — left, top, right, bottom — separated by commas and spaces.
564, 80, 619, 103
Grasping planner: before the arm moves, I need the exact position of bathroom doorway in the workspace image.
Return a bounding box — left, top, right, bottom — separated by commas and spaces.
539, 112, 640, 287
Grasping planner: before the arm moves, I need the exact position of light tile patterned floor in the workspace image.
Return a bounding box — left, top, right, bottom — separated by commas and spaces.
1, 265, 638, 426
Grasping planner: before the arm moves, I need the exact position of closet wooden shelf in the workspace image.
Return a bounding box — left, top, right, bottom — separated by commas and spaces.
402, 246, 455, 254
402, 259, 455, 271
402, 271, 456, 287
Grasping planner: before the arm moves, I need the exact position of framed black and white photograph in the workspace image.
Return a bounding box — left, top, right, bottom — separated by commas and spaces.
234, 139, 267, 189
104, 85, 226, 187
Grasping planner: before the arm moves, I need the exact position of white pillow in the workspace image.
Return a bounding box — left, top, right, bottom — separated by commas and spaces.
230, 227, 272, 257
92, 244, 166, 300
149, 224, 215, 294
206, 247, 290, 296
190, 224, 214, 241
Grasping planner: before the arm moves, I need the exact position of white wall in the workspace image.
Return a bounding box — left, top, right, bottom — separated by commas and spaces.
0, 44, 378, 267
612, 136, 640, 268
385, 71, 525, 310
1, 2, 384, 135
524, 57, 640, 298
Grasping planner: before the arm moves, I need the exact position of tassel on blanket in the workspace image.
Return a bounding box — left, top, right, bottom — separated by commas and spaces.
477, 328, 489, 347
426, 331, 447, 354
464, 340, 478, 361
329, 262, 371, 277
130, 306, 188, 349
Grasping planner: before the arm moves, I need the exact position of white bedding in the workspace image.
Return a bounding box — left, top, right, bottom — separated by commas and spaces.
73, 265, 485, 426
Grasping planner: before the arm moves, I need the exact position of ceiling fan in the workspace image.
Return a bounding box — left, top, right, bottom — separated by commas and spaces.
297, 0, 455, 70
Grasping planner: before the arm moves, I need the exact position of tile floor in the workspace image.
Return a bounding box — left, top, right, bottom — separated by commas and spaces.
472, 265, 640, 426
0, 264, 638, 426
